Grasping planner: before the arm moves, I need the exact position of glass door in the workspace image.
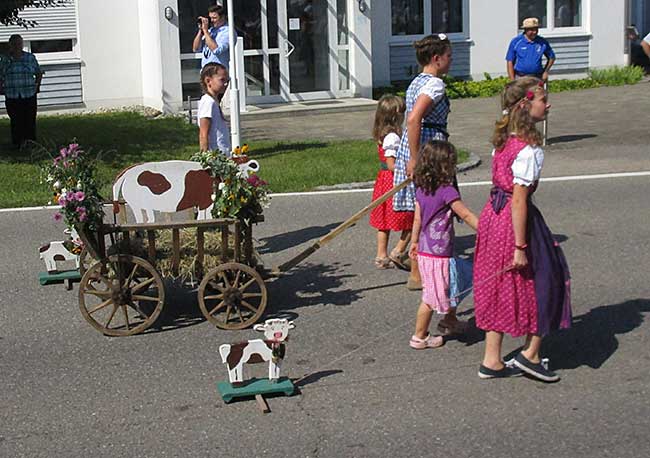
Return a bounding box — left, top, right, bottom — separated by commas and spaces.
281, 0, 351, 100
234, 0, 284, 103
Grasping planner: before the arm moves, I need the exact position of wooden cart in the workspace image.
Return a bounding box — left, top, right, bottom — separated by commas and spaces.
74, 216, 267, 336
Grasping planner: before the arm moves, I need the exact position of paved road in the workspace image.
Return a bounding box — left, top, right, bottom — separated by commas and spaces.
2, 84, 650, 457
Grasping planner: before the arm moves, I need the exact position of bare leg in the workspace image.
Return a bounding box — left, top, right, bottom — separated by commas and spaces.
376, 230, 389, 259
409, 255, 422, 283
393, 229, 410, 254
482, 331, 504, 370
521, 334, 543, 364
414, 302, 433, 339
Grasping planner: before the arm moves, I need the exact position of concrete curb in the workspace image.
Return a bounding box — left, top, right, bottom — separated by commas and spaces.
312, 151, 482, 192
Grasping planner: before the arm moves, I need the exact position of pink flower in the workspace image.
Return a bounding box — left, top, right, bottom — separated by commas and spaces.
526, 90, 534, 100
53, 212, 63, 222
76, 206, 87, 214
78, 213, 87, 222
58, 195, 67, 206
75, 191, 85, 201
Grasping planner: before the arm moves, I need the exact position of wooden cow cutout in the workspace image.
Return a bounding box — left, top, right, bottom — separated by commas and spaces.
112, 159, 261, 223
219, 319, 295, 384
39, 228, 82, 272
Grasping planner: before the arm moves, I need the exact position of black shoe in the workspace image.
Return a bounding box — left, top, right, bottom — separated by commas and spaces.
478, 364, 523, 379
513, 353, 560, 382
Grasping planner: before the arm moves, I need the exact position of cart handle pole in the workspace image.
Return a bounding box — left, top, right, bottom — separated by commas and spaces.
272, 179, 412, 275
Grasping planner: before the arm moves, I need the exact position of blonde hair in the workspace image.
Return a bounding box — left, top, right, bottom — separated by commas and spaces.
372, 95, 406, 142
492, 76, 544, 149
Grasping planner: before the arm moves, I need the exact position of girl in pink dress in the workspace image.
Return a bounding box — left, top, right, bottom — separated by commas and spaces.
474, 77, 571, 381
408, 141, 478, 349
369, 95, 414, 269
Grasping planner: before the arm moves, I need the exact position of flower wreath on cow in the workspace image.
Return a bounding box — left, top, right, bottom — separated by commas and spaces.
191, 146, 270, 227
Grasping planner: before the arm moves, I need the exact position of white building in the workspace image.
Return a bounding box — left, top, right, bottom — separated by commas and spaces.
0, 0, 640, 112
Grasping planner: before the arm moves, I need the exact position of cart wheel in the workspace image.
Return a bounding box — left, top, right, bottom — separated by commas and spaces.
78, 247, 95, 277
198, 262, 267, 330
78, 255, 165, 336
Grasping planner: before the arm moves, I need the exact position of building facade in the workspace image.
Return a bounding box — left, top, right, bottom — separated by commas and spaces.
0, 0, 637, 112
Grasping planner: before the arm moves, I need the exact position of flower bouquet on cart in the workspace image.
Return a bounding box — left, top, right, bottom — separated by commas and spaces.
41, 143, 104, 255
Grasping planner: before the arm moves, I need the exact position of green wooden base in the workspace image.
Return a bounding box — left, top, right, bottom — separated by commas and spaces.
217, 377, 296, 403
38, 270, 81, 286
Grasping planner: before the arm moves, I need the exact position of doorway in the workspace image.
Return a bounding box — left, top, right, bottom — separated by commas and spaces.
178, 0, 351, 103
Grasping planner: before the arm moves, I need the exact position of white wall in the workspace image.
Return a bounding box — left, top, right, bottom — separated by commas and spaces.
137, 0, 183, 112
470, 0, 519, 79
590, 0, 626, 68
77, 0, 144, 108
350, 1, 373, 97
370, 0, 392, 87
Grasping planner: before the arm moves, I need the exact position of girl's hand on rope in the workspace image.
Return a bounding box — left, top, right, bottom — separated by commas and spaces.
512, 249, 528, 270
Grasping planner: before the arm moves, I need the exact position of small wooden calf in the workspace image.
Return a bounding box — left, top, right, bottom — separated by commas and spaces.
219, 319, 295, 384
39, 241, 80, 272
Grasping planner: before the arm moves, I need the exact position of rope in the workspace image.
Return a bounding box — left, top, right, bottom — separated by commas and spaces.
293, 265, 514, 386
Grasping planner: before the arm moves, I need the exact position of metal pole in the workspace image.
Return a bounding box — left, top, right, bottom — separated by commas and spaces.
542, 81, 548, 146
187, 96, 192, 124
227, 0, 241, 151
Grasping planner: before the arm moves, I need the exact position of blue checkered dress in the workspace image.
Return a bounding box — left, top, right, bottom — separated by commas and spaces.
393, 73, 450, 211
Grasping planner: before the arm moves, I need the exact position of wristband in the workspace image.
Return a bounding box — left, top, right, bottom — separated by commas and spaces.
515, 243, 528, 250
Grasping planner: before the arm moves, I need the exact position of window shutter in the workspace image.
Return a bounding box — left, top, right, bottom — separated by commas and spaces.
0, 1, 78, 42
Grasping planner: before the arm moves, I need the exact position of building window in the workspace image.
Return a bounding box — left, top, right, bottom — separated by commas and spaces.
555, 0, 581, 27
392, 1, 424, 36
431, 0, 463, 33
30, 39, 74, 54
518, 0, 582, 30
518, 0, 547, 28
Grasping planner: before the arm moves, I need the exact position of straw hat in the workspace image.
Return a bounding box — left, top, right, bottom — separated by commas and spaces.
521, 17, 540, 29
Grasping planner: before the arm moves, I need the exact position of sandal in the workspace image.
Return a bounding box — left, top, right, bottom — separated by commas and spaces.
409, 334, 444, 349
374, 257, 394, 269
389, 248, 410, 271
437, 319, 469, 336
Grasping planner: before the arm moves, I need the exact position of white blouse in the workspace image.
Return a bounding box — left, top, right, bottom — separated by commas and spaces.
490, 145, 544, 186
420, 76, 446, 104
382, 132, 401, 158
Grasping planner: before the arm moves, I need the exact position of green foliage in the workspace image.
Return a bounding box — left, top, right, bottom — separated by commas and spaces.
191, 151, 269, 225
589, 65, 644, 86
376, 66, 644, 101
0, 0, 66, 27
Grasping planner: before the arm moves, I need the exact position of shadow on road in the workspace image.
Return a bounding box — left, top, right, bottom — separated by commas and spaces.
544, 298, 649, 370
258, 222, 342, 254
547, 133, 597, 145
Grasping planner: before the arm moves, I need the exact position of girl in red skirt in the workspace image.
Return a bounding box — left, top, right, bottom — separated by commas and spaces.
369, 95, 414, 269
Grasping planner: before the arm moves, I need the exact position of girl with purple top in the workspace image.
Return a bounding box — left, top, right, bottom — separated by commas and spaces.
408, 141, 478, 349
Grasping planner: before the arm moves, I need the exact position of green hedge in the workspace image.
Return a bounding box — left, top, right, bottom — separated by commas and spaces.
374, 66, 644, 100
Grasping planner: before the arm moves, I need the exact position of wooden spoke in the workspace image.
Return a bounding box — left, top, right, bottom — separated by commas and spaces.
105, 304, 119, 328
79, 255, 165, 336
123, 263, 139, 288
240, 300, 259, 313
232, 269, 242, 288
236, 307, 245, 323
84, 288, 112, 299
208, 279, 225, 292
131, 294, 162, 302
224, 305, 232, 324
208, 300, 226, 316
130, 277, 156, 294
239, 277, 257, 292
203, 293, 224, 301
122, 304, 130, 330
218, 271, 231, 289
88, 298, 113, 315
242, 292, 263, 298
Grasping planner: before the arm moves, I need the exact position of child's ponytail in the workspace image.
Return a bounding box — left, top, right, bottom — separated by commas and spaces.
491, 77, 544, 149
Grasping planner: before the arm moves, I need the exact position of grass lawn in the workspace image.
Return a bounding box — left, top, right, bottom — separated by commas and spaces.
0, 112, 467, 208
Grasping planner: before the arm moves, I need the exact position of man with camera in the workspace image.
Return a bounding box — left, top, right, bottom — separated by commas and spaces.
192, 5, 234, 70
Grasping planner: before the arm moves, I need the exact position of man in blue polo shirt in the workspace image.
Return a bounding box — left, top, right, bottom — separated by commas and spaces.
506, 17, 556, 81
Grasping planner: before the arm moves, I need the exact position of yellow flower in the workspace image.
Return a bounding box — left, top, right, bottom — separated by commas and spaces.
233, 146, 241, 156
241, 144, 249, 154
229, 194, 234, 200
240, 197, 247, 203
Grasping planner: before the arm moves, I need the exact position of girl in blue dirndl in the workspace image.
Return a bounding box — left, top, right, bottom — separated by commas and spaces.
393, 34, 457, 296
